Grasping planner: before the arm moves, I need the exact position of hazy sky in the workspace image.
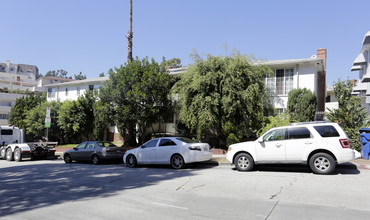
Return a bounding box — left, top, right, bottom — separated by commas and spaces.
1, 0, 369, 85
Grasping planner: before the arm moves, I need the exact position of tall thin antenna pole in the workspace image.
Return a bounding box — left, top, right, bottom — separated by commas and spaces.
127, 0, 133, 63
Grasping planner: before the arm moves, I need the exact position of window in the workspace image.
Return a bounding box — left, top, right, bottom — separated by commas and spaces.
176, 137, 199, 143
266, 69, 294, 95
159, 139, 177, 147
287, 127, 311, 139
1, 130, 13, 135
89, 85, 94, 91
276, 108, 284, 115
77, 87, 80, 95
47, 88, 56, 98
50, 80, 53, 84
65, 88, 68, 96
314, 126, 339, 137
0, 114, 9, 119
263, 129, 286, 142
143, 139, 159, 148
76, 142, 87, 149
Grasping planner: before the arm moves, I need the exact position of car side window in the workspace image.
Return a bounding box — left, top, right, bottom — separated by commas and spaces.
76, 143, 87, 149
159, 139, 177, 147
287, 127, 312, 139
143, 139, 159, 148
87, 143, 95, 149
263, 129, 286, 142
314, 125, 339, 137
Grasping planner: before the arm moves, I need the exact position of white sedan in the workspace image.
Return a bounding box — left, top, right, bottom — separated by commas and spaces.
123, 137, 213, 169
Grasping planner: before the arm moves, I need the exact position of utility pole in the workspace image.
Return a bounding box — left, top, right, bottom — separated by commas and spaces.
127, 0, 133, 63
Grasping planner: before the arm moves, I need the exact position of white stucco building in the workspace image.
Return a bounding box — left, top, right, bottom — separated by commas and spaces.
0, 60, 40, 125
351, 30, 370, 113
45, 76, 108, 102
261, 49, 327, 119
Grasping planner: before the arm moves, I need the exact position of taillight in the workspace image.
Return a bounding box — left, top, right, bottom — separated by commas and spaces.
339, 139, 350, 148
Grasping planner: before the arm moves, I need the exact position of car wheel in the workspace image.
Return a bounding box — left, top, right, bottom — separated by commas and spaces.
0, 148, 6, 159
126, 154, 137, 168
14, 148, 22, 162
6, 148, 13, 161
309, 153, 335, 175
64, 154, 72, 163
234, 153, 254, 171
92, 155, 100, 165
171, 154, 184, 169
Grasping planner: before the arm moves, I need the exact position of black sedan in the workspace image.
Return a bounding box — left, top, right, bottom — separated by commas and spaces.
63, 141, 125, 164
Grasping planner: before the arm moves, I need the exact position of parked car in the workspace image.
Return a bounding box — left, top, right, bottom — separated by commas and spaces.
123, 137, 213, 169
63, 141, 125, 164
226, 122, 355, 175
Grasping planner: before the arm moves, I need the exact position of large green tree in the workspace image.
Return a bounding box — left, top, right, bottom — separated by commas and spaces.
287, 88, 317, 122
327, 80, 369, 151
9, 92, 46, 130
24, 101, 63, 142
101, 57, 173, 146
172, 52, 273, 147
57, 91, 96, 142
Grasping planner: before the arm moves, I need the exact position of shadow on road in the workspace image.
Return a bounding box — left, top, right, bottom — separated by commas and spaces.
232, 163, 361, 175
0, 161, 211, 217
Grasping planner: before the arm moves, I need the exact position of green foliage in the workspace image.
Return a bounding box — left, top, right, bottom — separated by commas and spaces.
101, 57, 173, 146
24, 101, 63, 142
327, 92, 369, 151
44, 69, 71, 79
327, 80, 368, 151
257, 112, 291, 136
334, 80, 353, 107
172, 52, 273, 147
287, 88, 317, 122
161, 57, 182, 69
57, 91, 96, 142
9, 92, 46, 129
74, 72, 87, 80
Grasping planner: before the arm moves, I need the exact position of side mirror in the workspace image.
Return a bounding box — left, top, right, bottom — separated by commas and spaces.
73, 147, 78, 150
140, 145, 146, 149
258, 140, 263, 144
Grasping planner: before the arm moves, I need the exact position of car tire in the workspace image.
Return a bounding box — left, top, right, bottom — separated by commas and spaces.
14, 148, 22, 162
6, 148, 13, 161
126, 154, 137, 168
171, 154, 185, 169
0, 148, 6, 159
64, 154, 72, 163
309, 152, 336, 175
234, 153, 254, 171
92, 155, 100, 165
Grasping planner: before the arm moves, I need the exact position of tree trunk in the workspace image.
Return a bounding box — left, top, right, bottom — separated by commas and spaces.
127, 0, 133, 63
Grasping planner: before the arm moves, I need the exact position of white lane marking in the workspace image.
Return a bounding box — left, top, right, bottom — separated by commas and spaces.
152, 202, 189, 210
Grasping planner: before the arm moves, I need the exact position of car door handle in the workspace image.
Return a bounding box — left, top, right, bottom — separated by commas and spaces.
305, 141, 312, 144
275, 143, 282, 147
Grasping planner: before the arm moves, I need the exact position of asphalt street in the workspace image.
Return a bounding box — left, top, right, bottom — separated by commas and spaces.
0, 159, 370, 220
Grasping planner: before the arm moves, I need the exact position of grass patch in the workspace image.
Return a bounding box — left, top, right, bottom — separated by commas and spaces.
57, 144, 78, 148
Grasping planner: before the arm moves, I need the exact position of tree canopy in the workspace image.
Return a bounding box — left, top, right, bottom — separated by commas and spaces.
287, 88, 317, 122
327, 80, 369, 151
161, 58, 182, 69
172, 52, 273, 147
101, 57, 173, 146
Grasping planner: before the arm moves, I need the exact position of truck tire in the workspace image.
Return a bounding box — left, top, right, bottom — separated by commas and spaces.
6, 148, 14, 161
309, 152, 336, 175
14, 148, 22, 162
234, 153, 254, 171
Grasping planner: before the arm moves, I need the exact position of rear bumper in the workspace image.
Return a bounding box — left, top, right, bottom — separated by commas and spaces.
186, 151, 213, 163
336, 149, 355, 164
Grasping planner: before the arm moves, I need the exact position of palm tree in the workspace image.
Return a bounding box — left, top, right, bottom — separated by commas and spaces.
127, 0, 133, 63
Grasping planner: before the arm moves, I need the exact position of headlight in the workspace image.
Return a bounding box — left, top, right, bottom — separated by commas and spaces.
189, 146, 201, 151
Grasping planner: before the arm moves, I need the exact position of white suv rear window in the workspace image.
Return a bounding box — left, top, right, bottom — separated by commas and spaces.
314, 125, 340, 137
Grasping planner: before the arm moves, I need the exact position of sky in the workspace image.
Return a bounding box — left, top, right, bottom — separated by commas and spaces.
1, 0, 369, 85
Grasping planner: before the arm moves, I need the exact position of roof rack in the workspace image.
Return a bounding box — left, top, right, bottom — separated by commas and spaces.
288, 121, 332, 126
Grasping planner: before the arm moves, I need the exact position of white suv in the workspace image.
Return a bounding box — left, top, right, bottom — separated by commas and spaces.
226, 122, 355, 174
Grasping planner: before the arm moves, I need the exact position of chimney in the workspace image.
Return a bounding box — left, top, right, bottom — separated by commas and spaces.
317, 48, 327, 70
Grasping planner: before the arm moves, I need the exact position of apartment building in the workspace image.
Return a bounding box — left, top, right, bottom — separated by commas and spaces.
351, 30, 370, 113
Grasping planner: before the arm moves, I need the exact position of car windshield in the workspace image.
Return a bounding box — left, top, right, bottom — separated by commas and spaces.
97, 142, 118, 148
176, 137, 199, 143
